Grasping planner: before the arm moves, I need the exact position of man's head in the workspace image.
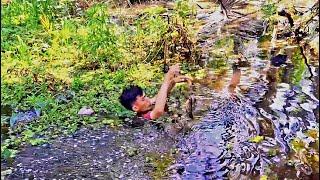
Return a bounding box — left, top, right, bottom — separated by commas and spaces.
119, 85, 152, 113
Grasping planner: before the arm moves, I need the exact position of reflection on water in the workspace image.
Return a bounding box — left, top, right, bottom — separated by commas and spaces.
171, 1, 319, 179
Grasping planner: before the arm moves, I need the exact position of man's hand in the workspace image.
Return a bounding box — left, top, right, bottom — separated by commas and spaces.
150, 75, 192, 113
165, 64, 180, 82
150, 64, 190, 120
172, 75, 193, 85
169, 64, 180, 75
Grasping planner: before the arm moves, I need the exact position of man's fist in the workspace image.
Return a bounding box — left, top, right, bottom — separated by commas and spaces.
168, 64, 180, 76
165, 63, 181, 81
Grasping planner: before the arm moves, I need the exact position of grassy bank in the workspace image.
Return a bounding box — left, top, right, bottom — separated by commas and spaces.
1, 0, 199, 159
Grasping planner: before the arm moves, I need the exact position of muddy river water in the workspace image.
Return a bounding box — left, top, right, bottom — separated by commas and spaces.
169, 1, 319, 179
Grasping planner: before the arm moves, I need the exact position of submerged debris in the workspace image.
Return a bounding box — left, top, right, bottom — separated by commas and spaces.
271, 54, 287, 67
10, 108, 41, 127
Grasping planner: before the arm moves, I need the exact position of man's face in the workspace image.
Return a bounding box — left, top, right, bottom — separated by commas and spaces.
132, 94, 152, 112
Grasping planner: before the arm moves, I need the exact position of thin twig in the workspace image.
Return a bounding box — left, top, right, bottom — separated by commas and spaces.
299, 45, 314, 79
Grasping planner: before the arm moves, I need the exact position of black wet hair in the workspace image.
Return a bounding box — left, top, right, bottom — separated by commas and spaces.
119, 85, 143, 111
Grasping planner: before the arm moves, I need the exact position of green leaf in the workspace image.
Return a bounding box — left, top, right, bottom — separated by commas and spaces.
261, 3, 277, 19
290, 138, 305, 152
260, 175, 268, 180
2, 149, 12, 159
23, 129, 35, 138
1, 148, 18, 159
29, 138, 47, 146
102, 119, 115, 125
267, 149, 278, 157
249, 136, 264, 143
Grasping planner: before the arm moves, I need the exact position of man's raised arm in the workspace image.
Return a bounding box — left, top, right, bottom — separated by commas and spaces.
149, 64, 180, 119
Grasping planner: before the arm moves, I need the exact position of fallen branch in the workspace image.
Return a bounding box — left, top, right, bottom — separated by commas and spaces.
299, 45, 314, 79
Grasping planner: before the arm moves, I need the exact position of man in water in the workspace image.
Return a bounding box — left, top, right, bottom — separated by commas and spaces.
119, 64, 192, 120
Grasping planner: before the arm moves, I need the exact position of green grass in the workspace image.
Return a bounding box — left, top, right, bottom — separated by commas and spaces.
1, 0, 197, 159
